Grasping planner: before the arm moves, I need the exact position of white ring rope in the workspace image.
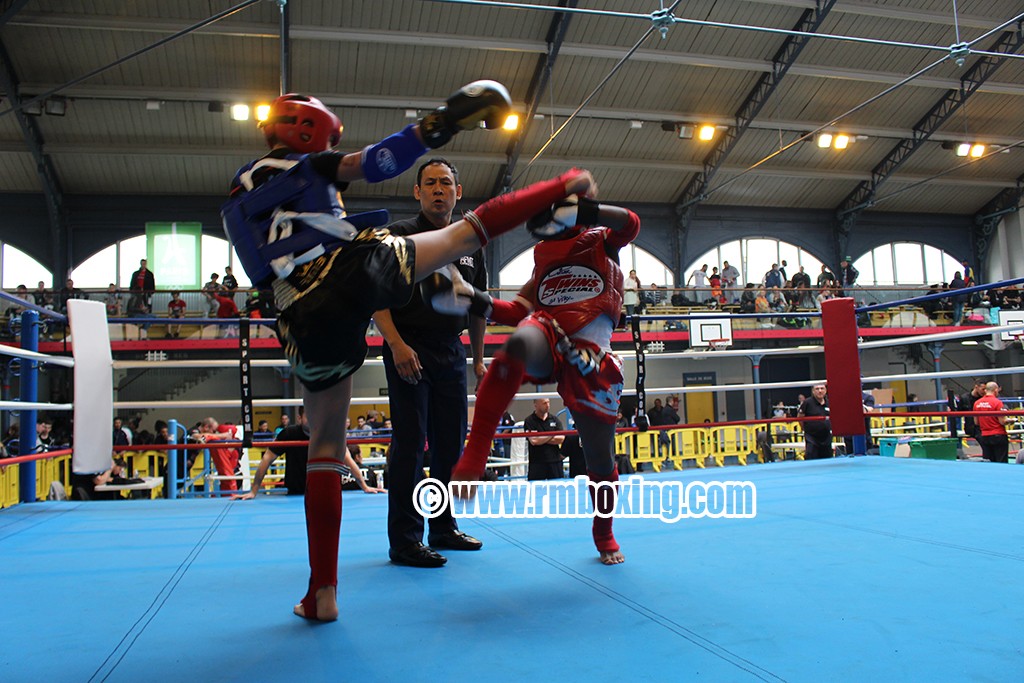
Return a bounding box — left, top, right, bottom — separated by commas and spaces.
0, 343, 76, 367
0, 401, 73, 411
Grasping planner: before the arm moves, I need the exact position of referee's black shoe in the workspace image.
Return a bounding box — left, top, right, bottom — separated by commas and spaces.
428, 530, 483, 551
389, 542, 447, 568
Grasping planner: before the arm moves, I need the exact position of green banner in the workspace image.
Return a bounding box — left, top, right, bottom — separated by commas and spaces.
145, 222, 202, 289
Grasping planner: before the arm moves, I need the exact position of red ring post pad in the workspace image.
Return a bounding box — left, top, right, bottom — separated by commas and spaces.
821, 297, 864, 436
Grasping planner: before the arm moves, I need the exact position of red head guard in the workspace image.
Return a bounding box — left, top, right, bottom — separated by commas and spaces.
259, 94, 342, 153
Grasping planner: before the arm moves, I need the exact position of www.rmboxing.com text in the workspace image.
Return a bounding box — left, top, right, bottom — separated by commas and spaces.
413, 476, 756, 523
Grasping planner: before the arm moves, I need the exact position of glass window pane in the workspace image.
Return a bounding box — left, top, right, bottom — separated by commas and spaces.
872, 245, 895, 286
745, 238, 777, 285
633, 249, 671, 286
778, 243, 800, 280
71, 244, 117, 289
854, 253, 874, 285
2, 244, 52, 289
229, 247, 252, 288
202, 235, 230, 288
923, 245, 945, 284
497, 248, 535, 292
893, 243, 924, 284
118, 235, 147, 287
942, 252, 963, 283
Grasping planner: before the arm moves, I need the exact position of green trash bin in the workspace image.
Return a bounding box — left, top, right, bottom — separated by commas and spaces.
908, 438, 958, 460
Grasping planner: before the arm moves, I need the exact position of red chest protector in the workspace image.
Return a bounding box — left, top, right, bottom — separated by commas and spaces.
531, 227, 624, 336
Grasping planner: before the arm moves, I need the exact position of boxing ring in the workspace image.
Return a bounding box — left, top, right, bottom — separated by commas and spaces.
1, 287, 1023, 681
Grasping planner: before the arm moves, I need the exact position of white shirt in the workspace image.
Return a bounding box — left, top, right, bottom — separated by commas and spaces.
689, 269, 708, 288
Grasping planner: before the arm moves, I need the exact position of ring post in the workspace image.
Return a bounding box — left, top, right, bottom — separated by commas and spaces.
18, 310, 38, 503
167, 419, 180, 500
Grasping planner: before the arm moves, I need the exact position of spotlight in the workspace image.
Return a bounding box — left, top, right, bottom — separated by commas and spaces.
207, 101, 224, 113
23, 99, 42, 116
970, 144, 985, 157
956, 142, 971, 157
698, 124, 715, 141
833, 134, 850, 150
44, 97, 67, 116
404, 109, 418, 119
255, 104, 271, 122
661, 121, 676, 132
230, 104, 250, 121
817, 133, 833, 148
145, 100, 161, 111
677, 124, 694, 140
630, 120, 643, 130
502, 113, 520, 131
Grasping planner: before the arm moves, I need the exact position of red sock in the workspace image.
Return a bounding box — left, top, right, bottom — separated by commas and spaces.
452, 350, 525, 479
589, 467, 620, 554
464, 169, 586, 245
301, 459, 344, 618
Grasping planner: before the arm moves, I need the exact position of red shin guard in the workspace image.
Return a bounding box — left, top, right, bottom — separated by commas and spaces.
465, 169, 586, 245
300, 459, 344, 619
589, 467, 620, 553
452, 350, 526, 479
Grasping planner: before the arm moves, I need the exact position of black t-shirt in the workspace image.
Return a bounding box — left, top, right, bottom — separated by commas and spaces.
273, 424, 310, 494
523, 412, 564, 464
799, 397, 831, 439
385, 214, 487, 337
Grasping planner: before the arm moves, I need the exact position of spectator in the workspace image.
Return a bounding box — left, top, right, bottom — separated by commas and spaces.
167, 290, 187, 338
365, 409, 385, 431
798, 384, 832, 459
791, 266, 811, 291
1002, 285, 1021, 310
36, 418, 54, 452
623, 269, 641, 318
524, 398, 565, 480
772, 401, 788, 419
129, 258, 155, 314
6, 284, 31, 316
32, 281, 53, 309
778, 259, 788, 282
838, 256, 858, 296
70, 458, 127, 501
59, 278, 88, 314
103, 283, 123, 318
815, 285, 834, 311
112, 417, 129, 447
739, 284, 757, 313
961, 259, 975, 287
255, 420, 273, 439
203, 273, 222, 316
720, 260, 740, 302
222, 265, 238, 292
754, 286, 770, 314
948, 271, 966, 325
816, 264, 836, 290
233, 408, 380, 498
763, 264, 783, 289
198, 417, 240, 493
348, 415, 373, 437
974, 382, 1010, 463
213, 291, 239, 338
647, 283, 663, 307
708, 267, 724, 304
341, 444, 381, 491
275, 413, 291, 436
959, 379, 986, 442
687, 264, 709, 292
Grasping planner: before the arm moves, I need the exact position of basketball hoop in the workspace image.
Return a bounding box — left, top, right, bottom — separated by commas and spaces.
708, 338, 729, 351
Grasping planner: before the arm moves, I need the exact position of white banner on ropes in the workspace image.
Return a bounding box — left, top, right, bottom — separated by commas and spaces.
69, 300, 114, 474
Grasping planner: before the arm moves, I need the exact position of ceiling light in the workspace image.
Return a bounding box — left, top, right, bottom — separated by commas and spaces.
44, 97, 67, 116
208, 101, 224, 113
255, 104, 271, 122
956, 142, 971, 157
145, 100, 161, 111
677, 124, 694, 140
230, 104, 250, 121
503, 113, 520, 131
533, 113, 545, 120
960, 340, 979, 346
23, 100, 43, 116
833, 134, 850, 150
630, 120, 643, 130
698, 124, 715, 141
817, 133, 833, 148
404, 109, 418, 119
970, 144, 985, 157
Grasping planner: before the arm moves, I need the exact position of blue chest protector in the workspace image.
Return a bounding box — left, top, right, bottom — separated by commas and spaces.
221, 153, 389, 286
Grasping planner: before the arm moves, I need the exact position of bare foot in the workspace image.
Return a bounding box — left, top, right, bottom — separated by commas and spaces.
293, 585, 338, 622
599, 550, 625, 565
